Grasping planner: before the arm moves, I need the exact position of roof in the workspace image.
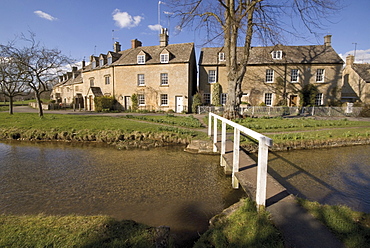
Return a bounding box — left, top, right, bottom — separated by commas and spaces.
352, 63, 370, 83
199, 44, 343, 65
113, 42, 195, 66
88, 87, 103, 96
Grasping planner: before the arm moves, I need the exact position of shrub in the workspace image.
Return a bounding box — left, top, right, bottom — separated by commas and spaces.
94, 96, 117, 112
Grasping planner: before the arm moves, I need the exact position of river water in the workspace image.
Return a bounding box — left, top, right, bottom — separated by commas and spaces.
0, 141, 244, 246
267, 145, 370, 213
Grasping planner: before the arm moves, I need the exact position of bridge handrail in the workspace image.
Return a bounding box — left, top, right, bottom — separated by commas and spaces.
208, 112, 273, 209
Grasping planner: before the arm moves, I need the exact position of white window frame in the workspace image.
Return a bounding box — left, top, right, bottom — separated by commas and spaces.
105, 76, 110, 85
160, 73, 168, 86
221, 93, 227, 105
208, 70, 216, 84
107, 57, 112, 65
91, 61, 96, 69
264, 93, 273, 106
315, 93, 323, 106
137, 55, 145, 64
218, 52, 225, 61
291, 69, 299, 83
160, 54, 169, 63
137, 74, 145, 86
265, 69, 274, 83
272, 50, 282, 59
160, 94, 168, 106
316, 69, 325, 82
99, 59, 104, 67
89, 78, 94, 87
203, 93, 211, 104
138, 94, 145, 106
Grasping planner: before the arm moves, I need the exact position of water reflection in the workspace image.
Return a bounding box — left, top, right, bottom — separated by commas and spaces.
0, 141, 244, 246
268, 145, 370, 213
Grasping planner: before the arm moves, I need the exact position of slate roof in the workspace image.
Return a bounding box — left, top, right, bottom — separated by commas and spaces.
113, 43, 195, 66
352, 63, 370, 83
199, 44, 343, 65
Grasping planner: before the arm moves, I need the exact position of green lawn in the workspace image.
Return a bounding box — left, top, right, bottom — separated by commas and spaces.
0, 215, 166, 248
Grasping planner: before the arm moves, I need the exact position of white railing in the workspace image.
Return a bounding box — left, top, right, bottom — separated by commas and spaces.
208, 112, 273, 208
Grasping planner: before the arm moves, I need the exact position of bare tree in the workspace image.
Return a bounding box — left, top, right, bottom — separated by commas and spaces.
170, 0, 341, 119
2, 33, 69, 117
0, 48, 29, 114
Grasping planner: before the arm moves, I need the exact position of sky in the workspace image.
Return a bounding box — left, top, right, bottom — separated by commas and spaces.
1, 0, 370, 67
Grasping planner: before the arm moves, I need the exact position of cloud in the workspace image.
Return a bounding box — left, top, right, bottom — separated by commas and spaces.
34, 10, 57, 21
148, 24, 162, 31
112, 9, 143, 29
343, 49, 370, 64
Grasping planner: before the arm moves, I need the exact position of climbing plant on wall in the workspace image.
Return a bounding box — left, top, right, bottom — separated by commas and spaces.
212, 82, 222, 106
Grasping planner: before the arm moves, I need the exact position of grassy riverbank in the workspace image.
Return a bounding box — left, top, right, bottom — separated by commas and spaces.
0, 113, 208, 148
0, 215, 169, 247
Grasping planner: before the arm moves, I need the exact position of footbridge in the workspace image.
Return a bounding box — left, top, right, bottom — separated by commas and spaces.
207, 112, 344, 248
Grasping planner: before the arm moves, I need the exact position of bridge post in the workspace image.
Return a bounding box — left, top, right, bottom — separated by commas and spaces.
208, 113, 212, 136
221, 122, 226, 157
232, 128, 240, 189
256, 136, 268, 209
213, 116, 218, 152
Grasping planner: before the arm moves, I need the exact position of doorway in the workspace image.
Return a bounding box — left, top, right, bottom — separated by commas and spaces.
175, 96, 183, 113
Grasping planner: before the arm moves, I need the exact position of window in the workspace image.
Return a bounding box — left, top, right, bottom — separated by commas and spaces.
265, 69, 274, 83
208, 70, 216, 83
105, 76, 110, 85
272, 51, 282, 59
291, 69, 299, 83
315, 93, 323, 106
218, 52, 225, 61
107, 57, 112, 65
221, 93, 227, 105
99, 59, 104, 67
89, 78, 94, 87
138, 94, 145, 106
264, 93, 273, 106
160, 54, 169, 63
137, 74, 145, 86
203, 93, 211, 104
137, 55, 145, 64
160, 73, 168, 85
160, 94, 168, 106
316, 69, 325, 82
91, 61, 96, 69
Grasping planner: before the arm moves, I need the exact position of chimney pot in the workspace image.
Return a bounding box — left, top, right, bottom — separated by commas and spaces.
114, 41, 121, 53
160, 28, 169, 47
346, 55, 355, 66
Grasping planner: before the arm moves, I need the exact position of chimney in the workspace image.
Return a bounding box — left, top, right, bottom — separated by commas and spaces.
324, 35, 332, 47
346, 54, 355, 66
72, 67, 77, 79
114, 41, 121, 53
82, 60, 86, 69
131, 39, 142, 49
160, 28, 169, 47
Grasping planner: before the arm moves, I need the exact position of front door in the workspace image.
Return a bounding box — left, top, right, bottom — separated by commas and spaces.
175, 96, 183, 113
124, 96, 131, 110
290, 95, 298, 107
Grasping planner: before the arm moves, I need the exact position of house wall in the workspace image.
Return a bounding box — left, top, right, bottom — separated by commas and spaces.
114, 62, 192, 112
342, 64, 370, 104
199, 63, 342, 106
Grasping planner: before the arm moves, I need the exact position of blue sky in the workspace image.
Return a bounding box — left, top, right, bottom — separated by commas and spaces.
1, 0, 370, 66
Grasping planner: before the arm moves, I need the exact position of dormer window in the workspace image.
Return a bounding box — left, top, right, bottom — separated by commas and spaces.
137, 54, 145, 64
107, 57, 112, 65
91, 61, 96, 69
99, 59, 104, 67
272, 50, 282, 59
218, 52, 225, 61
160, 54, 169, 63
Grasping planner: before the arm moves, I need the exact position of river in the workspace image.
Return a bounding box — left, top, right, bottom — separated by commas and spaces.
0, 141, 244, 246
268, 145, 370, 213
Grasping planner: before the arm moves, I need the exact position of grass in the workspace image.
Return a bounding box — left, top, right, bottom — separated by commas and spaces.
0, 214, 167, 248
298, 198, 370, 248
194, 198, 284, 248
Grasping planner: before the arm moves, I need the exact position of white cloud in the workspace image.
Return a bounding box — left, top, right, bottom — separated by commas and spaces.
34, 10, 57, 21
148, 24, 162, 31
112, 9, 143, 29
343, 49, 370, 64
